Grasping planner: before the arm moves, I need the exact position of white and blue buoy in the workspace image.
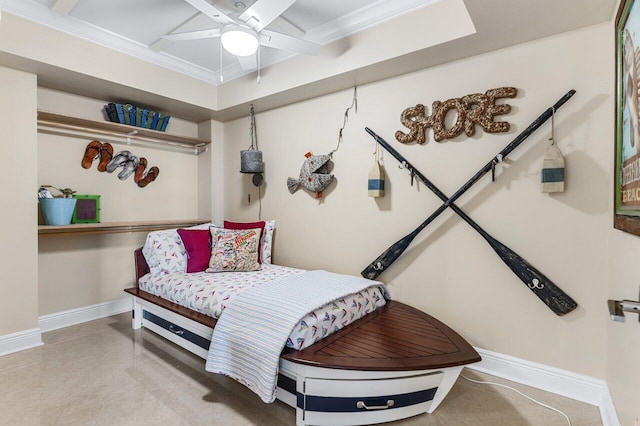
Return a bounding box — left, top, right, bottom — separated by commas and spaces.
368, 160, 385, 197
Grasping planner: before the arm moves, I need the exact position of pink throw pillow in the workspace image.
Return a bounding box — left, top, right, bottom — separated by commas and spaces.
224, 220, 266, 263
176, 229, 211, 273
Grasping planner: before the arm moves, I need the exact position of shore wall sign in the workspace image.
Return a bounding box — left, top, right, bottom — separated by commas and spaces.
395, 87, 518, 144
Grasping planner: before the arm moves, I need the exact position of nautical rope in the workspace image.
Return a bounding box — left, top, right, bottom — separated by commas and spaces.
330, 86, 358, 156
549, 106, 556, 145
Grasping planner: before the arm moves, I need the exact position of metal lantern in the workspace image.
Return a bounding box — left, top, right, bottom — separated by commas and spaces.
240, 149, 264, 174
240, 105, 264, 186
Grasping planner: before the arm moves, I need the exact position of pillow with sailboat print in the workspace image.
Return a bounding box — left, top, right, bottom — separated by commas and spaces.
206, 227, 262, 273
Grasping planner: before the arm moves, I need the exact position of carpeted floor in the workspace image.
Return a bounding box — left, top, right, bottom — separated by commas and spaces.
0, 313, 602, 425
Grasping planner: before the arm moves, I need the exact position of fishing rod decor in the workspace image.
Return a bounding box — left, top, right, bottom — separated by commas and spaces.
287, 87, 358, 199
395, 87, 517, 144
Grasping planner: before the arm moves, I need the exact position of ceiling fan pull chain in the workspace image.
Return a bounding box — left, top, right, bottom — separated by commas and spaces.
219, 38, 224, 83
257, 44, 261, 83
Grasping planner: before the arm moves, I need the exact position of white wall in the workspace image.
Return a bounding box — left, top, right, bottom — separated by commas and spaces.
224, 24, 612, 381
0, 66, 38, 335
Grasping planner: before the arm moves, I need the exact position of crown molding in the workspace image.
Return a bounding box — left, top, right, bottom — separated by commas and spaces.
306, 0, 443, 45
0, 0, 444, 85
0, 0, 219, 83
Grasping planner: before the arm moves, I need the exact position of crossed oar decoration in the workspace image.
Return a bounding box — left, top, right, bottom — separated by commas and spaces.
362, 90, 578, 316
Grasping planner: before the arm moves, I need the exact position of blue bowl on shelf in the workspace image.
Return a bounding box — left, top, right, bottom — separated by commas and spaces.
39, 198, 77, 226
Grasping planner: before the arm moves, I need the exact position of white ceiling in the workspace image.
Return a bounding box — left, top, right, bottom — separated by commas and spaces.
0, 0, 620, 121
0, 0, 440, 84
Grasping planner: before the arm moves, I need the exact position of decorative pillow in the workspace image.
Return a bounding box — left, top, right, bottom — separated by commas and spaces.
142, 222, 214, 275
262, 220, 275, 264
223, 220, 275, 264
206, 227, 262, 273
223, 220, 265, 263
176, 229, 211, 273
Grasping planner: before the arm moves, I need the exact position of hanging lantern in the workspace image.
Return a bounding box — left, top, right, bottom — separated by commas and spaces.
240, 104, 264, 186
240, 149, 264, 174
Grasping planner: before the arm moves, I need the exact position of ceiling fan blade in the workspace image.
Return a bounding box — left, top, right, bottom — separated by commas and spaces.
150, 13, 206, 51
260, 29, 320, 55
184, 0, 236, 25
237, 54, 257, 70
239, 0, 296, 32
273, 15, 305, 38
162, 29, 221, 42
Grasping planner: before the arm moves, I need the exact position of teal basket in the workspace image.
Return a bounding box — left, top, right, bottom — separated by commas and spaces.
39, 198, 77, 226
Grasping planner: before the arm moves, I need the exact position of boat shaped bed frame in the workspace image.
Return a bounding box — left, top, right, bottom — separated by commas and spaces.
125, 248, 480, 426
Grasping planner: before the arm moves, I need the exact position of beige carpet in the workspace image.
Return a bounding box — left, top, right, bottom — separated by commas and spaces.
0, 313, 602, 425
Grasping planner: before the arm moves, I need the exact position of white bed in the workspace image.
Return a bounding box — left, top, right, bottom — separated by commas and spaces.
126, 223, 481, 425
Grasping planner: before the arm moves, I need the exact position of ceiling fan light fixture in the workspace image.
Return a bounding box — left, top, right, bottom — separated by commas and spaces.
221, 25, 259, 56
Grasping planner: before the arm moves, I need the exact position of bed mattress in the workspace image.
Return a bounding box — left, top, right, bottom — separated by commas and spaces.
138, 264, 386, 350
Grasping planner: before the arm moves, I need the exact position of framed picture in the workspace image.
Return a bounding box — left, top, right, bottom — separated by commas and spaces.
71, 194, 101, 224
615, 0, 640, 236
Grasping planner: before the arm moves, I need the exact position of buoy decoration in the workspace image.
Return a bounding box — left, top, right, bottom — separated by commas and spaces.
541, 108, 565, 193
541, 144, 565, 193
369, 143, 385, 198
368, 160, 385, 197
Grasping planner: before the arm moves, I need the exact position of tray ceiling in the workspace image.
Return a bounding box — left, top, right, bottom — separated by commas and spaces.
0, 0, 439, 84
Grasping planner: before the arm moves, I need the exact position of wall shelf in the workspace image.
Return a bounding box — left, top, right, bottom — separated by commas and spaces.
37, 110, 210, 154
38, 219, 209, 237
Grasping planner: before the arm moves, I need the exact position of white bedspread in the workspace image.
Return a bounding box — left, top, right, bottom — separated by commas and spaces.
204, 270, 389, 403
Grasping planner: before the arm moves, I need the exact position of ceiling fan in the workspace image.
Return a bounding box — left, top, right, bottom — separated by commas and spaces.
162, 0, 321, 72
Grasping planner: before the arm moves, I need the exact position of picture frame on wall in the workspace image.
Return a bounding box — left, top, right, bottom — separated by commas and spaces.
615, 0, 640, 236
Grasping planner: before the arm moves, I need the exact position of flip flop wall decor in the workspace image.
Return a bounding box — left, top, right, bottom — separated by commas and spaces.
80, 141, 159, 188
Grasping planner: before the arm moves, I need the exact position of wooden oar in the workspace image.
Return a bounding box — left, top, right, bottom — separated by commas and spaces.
364, 128, 577, 316
361, 90, 577, 315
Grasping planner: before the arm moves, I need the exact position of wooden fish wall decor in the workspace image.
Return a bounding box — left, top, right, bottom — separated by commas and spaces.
395, 87, 517, 144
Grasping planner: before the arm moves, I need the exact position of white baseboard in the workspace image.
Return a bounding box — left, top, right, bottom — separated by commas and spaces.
0, 328, 43, 356
38, 297, 132, 332
5, 302, 623, 426
469, 347, 620, 426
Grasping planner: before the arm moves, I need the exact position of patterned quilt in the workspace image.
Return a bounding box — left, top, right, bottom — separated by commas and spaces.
138, 264, 387, 350
205, 270, 390, 403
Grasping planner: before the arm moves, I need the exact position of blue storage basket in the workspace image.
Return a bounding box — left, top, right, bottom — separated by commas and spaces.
39, 198, 77, 226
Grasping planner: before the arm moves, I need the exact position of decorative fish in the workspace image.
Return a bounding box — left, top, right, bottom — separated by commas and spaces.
287, 152, 334, 199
